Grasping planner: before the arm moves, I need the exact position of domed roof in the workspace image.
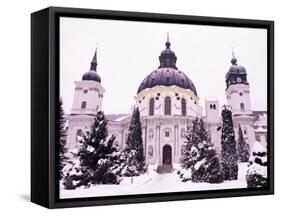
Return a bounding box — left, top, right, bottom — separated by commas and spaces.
226, 56, 246, 79
137, 67, 197, 95
82, 49, 101, 82
137, 36, 197, 95
82, 71, 101, 82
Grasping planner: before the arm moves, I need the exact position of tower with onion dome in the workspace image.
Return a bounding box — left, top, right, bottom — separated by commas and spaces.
70, 49, 105, 115
225, 52, 256, 150
66, 48, 105, 149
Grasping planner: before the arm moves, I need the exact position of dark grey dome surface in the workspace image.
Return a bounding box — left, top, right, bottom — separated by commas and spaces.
137, 67, 197, 95
82, 70, 101, 82
226, 57, 246, 79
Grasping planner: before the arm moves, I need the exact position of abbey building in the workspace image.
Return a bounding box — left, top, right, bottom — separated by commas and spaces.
66, 37, 267, 168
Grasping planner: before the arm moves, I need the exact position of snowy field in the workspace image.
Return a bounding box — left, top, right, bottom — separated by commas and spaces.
60, 163, 248, 199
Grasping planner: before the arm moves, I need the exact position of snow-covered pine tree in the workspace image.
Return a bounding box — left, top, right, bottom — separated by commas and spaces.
65, 111, 124, 188
246, 141, 268, 188
221, 105, 238, 180
237, 124, 250, 162
181, 117, 223, 183
59, 99, 69, 180
125, 107, 146, 175
181, 117, 206, 170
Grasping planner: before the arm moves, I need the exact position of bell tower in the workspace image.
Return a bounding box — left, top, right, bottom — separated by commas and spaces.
70, 49, 105, 115
225, 52, 256, 150
67, 48, 105, 149
225, 53, 252, 116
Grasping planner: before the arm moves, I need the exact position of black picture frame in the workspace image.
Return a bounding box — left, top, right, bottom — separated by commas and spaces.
31, 6, 274, 209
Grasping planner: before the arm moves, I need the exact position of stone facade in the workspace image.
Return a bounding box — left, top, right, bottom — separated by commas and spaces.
65, 39, 267, 168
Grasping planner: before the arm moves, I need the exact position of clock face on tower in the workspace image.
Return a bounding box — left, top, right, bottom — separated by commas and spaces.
236, 77, 242, 83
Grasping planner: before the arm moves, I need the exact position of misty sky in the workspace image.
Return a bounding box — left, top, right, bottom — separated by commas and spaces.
60, 17, 267, 115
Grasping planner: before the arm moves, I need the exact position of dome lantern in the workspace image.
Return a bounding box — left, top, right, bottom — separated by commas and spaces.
159, 33, 177, 69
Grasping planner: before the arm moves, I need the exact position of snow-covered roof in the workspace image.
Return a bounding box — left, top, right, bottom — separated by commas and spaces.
253, 111, 267, 124
106, 114, 130, 122
205, 96, 218, 101
252, 141, 266, 154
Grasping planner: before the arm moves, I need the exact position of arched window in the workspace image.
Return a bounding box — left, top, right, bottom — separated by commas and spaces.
149, 98, 154, 116
213, 104, 216, 109
149, 128, 154, 139
148, 145, 153, 157
81, 101, 87, 109
240, 103, 245, 111
76, 129, 83, 142
181, 128, 186, 138
181, 98, 186, 116
210, 104, 213, 109
164, 96, 171, 115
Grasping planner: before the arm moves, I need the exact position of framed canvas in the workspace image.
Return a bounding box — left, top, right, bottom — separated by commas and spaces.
31, 7, 274, 208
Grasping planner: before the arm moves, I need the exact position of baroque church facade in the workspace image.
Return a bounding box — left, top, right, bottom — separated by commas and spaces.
66, 37, 267, 169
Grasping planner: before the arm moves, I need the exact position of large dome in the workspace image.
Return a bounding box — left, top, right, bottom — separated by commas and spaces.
137, 36, 197, 96
137, 68, 197, 95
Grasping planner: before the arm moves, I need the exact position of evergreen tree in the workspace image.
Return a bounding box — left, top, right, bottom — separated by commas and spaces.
59, 99, 69, 180
181, 117, 223, 183
237, 124, 250, 162
221, 105, 238, 180
63, 111, 124, 189
125, 107, 146, 175
246, 141, 268, 188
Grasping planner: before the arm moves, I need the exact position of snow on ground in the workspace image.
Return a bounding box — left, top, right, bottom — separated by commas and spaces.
60, 163, 248, 199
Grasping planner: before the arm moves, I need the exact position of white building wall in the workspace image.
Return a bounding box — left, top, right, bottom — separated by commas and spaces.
71, 81, 105, 115
226, 84, 252, 115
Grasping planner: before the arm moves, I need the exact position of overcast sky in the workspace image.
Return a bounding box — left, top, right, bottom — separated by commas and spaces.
60, 17, 267, 115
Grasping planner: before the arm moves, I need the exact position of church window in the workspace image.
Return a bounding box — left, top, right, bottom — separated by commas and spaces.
239, 92, 243, 96
240, 103, 245, 111
81, 101, 87, 109
75, 129, 83, 142
149, 129, 154, 139
190, 97, 193, 100
175, 93, 179, 96
181, 98, 186, 116
177, 97, 180, 100
213, 104, 216, 109
149, 98, 154, 116
194, 101, 197, 105
156, 97, 159, 100
83, 89, 88, 94
165, 131, 170, 137
244, 129, 247, 135
181, 128, 186, 138
210, 104, 213, 109
157, 93, 160, 96
164, 96, 171, 115
148, 145, 153, 157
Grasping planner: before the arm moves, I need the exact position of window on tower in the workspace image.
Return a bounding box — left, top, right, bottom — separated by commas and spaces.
149, 98, 154, 116
181, 98, 186, 116
164, 96, 171, 115
81, 101, 87, 109
213, 104, 216, 109
240, 103, 245, 112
